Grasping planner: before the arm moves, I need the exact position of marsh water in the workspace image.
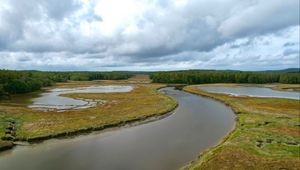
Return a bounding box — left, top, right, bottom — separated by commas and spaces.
29, 85, 134, 111
199, 86, 299, 100
0, 87, 235, 170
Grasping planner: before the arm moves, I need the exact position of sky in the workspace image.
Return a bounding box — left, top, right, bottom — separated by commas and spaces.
0, 0, 299, 71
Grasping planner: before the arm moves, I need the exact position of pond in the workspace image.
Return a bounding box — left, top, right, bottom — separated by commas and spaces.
28, 85, 134, 111
0, 87, 235, 170
199, 86, 299, 100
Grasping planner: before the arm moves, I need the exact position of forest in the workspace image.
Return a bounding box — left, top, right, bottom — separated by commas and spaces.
0, 70, 132, 98
150, 70, 300, 84
1, 69, 299, 99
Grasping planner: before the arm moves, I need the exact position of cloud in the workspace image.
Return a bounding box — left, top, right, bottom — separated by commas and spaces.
218, 0, 299, 38
283, 48, 299, 56
0, 0, 299, 71
283, 42, 298, 47
41, 0, 82, 20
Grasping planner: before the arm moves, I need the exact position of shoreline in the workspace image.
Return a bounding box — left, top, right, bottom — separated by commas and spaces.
181, 86, 239, 169
0, 141, 14, 152
0, 87, 178, 153
0, 86, 238, 170
182, 85, 300, 169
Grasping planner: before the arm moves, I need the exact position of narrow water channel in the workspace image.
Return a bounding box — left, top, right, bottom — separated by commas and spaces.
0, 87, 236, 170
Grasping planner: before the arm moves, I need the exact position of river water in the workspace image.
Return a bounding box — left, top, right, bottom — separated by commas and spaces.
0, 87, 235, 170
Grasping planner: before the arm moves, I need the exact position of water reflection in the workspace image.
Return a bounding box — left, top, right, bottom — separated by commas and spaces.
199, 86, 299, 100
29, 85, 134, 111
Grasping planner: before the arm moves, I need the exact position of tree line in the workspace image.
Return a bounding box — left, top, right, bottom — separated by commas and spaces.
150, 71, 300, 84
0, 70, 132, 98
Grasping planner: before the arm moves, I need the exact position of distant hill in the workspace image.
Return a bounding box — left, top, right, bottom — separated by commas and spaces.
147, 68, 300, 73
263, 68, 299, 73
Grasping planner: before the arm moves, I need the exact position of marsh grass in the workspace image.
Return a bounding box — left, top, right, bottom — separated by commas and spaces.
0, 80, 176, 148
183, 84, 300, 170
271, 84, 300, 92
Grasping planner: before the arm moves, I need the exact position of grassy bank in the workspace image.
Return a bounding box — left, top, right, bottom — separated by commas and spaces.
0, 80, 177, 149
183, 84, 300, 170
270, 84, 300, 92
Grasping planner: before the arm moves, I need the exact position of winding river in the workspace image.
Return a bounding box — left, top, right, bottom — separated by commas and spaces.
0, 87, 236, 170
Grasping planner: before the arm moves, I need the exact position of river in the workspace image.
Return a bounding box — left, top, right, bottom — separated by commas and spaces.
0, 87, 235, 170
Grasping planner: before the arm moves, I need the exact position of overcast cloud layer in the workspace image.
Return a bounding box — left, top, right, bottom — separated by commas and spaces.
0, 0, 299, 71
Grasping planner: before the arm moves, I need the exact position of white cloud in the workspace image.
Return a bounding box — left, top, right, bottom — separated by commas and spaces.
0, 0, 299, 71
218, 0, 299, 38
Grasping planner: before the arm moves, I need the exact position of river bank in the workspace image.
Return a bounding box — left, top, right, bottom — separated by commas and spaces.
0, 81, 177, 152
183, 84, 300, 170
0, 87, 235, 170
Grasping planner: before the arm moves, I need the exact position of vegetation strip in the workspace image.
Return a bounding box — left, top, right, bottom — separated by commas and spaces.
183, 84, 300, 170
270, 84, 300, 92
22, 108, 177, 143
0, 70, 132, 99
151, 70, 300, 84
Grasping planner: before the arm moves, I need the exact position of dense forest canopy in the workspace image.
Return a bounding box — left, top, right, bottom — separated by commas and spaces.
150, 71, 300, 84
1, 69, 299, 99
0, 70, 132, 98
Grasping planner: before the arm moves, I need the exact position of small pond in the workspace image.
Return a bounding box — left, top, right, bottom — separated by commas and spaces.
199, 86, 299, 100
29, 85, 134, 111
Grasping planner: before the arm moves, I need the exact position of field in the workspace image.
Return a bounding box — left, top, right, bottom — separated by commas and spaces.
0, 79, 177, 150
183, 84, 300, 170
270, 84, 300, 92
